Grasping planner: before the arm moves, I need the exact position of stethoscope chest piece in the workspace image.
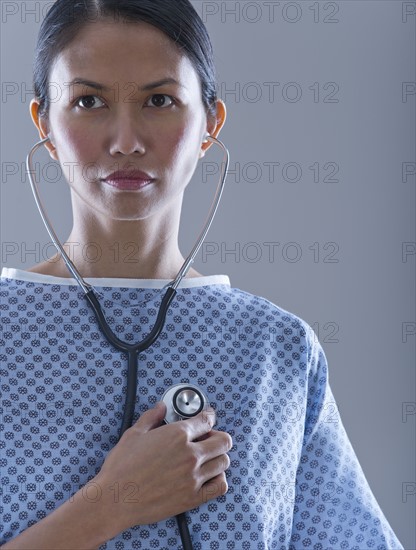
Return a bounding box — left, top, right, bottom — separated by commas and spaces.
162, 383, 208, 424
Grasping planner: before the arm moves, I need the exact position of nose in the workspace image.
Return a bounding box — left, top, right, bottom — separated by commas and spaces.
109, 112, 147, 156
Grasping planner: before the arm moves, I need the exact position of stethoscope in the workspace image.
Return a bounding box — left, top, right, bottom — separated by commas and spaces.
26, 133, 229, 550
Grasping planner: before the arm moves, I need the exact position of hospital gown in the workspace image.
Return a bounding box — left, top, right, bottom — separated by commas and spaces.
0, 268, 403, 549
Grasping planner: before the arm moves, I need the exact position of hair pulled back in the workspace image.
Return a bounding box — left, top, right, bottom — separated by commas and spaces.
33, 0, 218, 118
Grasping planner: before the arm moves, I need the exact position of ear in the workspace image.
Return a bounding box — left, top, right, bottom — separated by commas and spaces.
199, 99, 227, 159
30, 99, 58, 161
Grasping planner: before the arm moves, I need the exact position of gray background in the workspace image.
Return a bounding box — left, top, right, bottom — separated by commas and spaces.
1, 1, 415, 548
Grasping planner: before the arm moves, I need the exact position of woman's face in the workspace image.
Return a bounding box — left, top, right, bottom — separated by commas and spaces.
35, 20, 216, 221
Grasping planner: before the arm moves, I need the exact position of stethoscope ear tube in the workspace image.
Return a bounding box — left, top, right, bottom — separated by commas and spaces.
25, 136, 93, 294
170, 135, 229, 290
26, 134, 229, 295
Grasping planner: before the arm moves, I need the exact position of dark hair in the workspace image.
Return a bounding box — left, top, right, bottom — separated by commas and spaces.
33, 0, 218, 118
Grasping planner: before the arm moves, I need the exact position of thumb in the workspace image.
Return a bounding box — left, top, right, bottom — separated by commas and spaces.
133, 401, 166, 434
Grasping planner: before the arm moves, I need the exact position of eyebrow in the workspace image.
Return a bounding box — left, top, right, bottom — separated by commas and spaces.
67, 77, 186, 92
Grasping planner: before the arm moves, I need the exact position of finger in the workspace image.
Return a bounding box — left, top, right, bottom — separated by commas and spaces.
199, 473, 228, 505
199, 453, 230, 485
132, 401, 167, 434
183, 407, 216, 441
196, 431, 233, 462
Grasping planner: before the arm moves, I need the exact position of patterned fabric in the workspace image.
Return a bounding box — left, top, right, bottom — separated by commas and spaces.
0, 268, 403, 549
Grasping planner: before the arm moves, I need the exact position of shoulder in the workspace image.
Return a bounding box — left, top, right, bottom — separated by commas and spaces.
197, 282, 315, 350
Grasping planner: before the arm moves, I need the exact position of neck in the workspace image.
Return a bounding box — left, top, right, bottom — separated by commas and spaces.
62, 232, 189, 280
29, 200, 204, 280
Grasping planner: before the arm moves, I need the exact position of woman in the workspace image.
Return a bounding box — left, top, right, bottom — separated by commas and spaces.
0, 1, 404, 548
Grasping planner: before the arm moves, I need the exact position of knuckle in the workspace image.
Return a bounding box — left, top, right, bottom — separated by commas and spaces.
124, 425, 140, 440
184, 443, 200, 470
201, 407, 216, 427
221, 432, 233, 452
175, 422, 190, 442
188, 472, 201, 494
130, 425, 140, 435
222, 453, 231, 470
220, 478, 229, 495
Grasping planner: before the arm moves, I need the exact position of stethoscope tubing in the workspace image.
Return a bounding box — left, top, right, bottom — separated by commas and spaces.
84, 287, 177, 432
25, 134, 230, 550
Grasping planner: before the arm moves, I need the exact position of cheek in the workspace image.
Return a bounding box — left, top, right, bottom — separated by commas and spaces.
163, 119, 202, 174
54, 125, 101, 183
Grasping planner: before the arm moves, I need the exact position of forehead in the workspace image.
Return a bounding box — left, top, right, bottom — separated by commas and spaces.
49, 19, 201, 91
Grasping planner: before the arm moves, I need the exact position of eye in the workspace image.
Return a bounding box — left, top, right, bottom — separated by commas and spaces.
75, 95, 105, 110
145, 94, 175, 108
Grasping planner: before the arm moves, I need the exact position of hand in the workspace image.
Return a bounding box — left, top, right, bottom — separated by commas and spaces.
94, 401, 232, 536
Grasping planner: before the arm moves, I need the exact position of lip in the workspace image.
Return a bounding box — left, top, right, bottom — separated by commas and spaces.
102, 170, 155, 191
